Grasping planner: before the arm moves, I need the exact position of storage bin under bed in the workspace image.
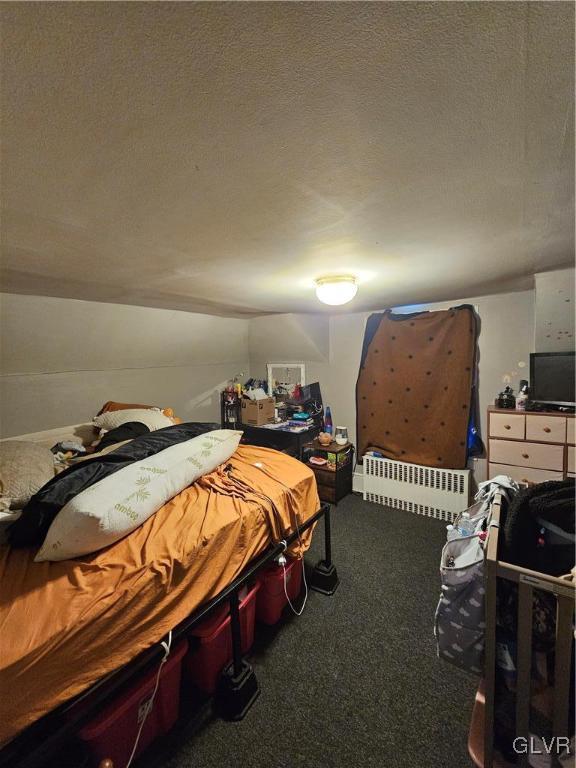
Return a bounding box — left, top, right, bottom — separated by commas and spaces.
77, 639, 188, 768
183, 583, 260, 693
256, 557, 303, 625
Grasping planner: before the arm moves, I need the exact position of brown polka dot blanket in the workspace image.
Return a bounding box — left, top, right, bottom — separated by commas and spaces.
356, 306, 478, 468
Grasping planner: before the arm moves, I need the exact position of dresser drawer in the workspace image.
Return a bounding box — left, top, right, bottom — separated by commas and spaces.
316, 483, 336, 504
489, 439, 564, 471
489, 412, 525, 439
567, 419, 575, 445
525, 415, 566, 444
489, 462, 564, 485
568, 446, 575, 475
310, 466, 336, 487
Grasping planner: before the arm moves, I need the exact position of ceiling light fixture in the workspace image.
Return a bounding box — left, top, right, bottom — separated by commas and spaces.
315, 275, 358, 306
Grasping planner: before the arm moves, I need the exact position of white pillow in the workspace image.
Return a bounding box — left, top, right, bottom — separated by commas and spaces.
93, 408, 174, 432
35, 430, 242, 562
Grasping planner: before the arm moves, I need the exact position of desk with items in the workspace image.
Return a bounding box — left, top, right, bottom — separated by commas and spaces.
220, 382, 354, 501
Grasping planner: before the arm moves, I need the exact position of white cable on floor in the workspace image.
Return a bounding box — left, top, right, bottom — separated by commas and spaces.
125, 630, 172, 768
282, 555, 308, 617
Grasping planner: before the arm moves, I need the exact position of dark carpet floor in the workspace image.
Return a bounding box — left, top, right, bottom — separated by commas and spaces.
142, 494, 476, 768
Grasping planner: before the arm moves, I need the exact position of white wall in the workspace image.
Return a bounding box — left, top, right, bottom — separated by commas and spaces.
0, 286, 542, 484
534, 268, 575, 352
0, 294, 249, 436
249, 314, 331, 387
248, 290, 536, 484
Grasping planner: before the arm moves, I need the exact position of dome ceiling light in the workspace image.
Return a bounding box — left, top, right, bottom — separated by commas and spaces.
314, 275, 358, 306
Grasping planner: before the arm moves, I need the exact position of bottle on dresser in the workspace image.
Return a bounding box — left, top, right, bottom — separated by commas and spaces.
516, 382, 529, 411
324, 406, 333, 436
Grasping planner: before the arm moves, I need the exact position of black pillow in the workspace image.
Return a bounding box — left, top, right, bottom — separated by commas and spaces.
9, 422, 223, 548
97, 421, 150, 451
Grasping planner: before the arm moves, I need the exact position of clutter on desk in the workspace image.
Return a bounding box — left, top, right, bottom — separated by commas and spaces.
240, 396, 275, 426
260, 420, 311, 433
245, 387, 268, 401
220, 376, 328, 433
494, 380, 531, 410
303, 437, 353, 472
323, 406, 333, 435
494, 385, 516, 409
515, 381, 529, 410
288, 412, 315, 432
220, 376, 243, 427
266, 363, 306, 399
335, 426, 348, 445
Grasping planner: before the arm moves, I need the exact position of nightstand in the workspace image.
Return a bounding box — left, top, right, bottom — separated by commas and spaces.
303, 439, 354, 504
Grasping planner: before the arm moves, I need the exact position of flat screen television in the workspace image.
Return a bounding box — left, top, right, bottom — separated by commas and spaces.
529, 352, 575, 407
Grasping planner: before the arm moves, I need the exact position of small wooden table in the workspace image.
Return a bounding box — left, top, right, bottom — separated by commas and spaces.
303, 439, 354, 504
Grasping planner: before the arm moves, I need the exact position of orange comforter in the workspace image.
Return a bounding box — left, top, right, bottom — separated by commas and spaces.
0, 445, 319, 745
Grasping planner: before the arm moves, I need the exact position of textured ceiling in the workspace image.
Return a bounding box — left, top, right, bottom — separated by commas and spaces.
1, 2, 574, 317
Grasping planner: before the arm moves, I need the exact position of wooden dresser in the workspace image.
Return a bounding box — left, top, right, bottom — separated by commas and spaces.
487, 408, 575, 484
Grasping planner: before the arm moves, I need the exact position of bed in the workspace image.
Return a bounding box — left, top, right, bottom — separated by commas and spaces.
0, 422, 334, 766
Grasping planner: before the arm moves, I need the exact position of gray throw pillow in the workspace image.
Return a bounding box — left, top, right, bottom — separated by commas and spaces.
0, 441, 55, 509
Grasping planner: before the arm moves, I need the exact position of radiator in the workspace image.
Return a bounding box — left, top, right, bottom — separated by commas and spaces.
362, 455, 470, 522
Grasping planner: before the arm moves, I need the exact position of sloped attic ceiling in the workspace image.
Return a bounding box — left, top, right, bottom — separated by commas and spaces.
1, 1, 574, 317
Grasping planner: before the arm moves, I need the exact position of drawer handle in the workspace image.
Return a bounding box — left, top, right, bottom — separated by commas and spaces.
543, 427, 551, 433
522, 453, 529, 459
504, 424, 511, 430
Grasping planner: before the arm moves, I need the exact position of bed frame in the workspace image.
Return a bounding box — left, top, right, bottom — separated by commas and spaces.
1, 424, 339, 768
0, 502, 337, 768
468, 492, 575, 768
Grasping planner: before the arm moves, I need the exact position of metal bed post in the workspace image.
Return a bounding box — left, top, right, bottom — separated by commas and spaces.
310, 504, 340, 595
214, 587, 260, 721
228, 589, 244, 678
324, 505, 333, 565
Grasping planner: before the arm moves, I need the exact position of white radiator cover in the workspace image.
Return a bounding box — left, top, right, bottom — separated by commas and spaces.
362, 455, 470, 522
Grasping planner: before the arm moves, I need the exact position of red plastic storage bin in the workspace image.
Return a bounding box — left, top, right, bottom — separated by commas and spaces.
183, 583, 259, 694
77, 639, 187, 768
256, 557, 303, 625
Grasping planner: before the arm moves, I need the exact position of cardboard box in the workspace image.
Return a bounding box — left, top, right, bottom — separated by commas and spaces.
241, 397, 275, 426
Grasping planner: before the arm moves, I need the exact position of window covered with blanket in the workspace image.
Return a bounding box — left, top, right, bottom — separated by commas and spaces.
356, 305, 481, 469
